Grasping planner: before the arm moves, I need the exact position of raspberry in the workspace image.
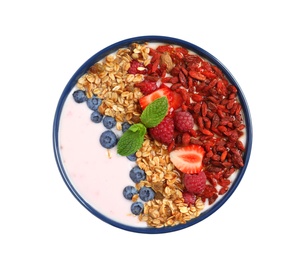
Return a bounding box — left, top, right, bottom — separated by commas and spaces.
183, 171, 206, 194
182, 192, 196, 205
173, 111, 194, 132
128, 60, 147, 74
135, 80, 158, 95
149, 116, 174, 145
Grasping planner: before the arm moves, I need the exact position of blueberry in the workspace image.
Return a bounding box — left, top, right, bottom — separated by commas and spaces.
72, 90, 87, 103
127, 153, 137, 162
99, 130, 117, 149
122, 122, 132, 133
87, 96, 102, 111
123, 186, 138, 200
90, 111, 103, 123
139, 187, 155, 202
131, 202, 144, 215
103, 116, 116, 129
129, 166, 146, 183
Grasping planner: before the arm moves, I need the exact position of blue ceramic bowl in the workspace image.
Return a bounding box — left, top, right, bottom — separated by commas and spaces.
53, 35, 253, 234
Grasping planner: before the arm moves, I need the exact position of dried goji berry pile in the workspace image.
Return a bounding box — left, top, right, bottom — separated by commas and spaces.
132, 43, 246, 206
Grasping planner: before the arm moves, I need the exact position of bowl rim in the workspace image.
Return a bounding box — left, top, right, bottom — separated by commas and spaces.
53, 35, 253, 234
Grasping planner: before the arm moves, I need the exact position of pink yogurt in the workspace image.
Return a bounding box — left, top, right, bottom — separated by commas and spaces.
59, 89, 147, 227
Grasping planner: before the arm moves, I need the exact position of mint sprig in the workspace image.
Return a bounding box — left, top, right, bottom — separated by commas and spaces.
117, 123, 146, 156
140, 96, 169, 128
117, 96, 168, 156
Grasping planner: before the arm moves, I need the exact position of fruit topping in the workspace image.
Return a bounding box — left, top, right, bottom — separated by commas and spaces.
135, 80, 158, 95
87, 96, 102, 111
139, 85, 182, 112
102, 115, 116, 129
149, 116, 174, 145
138, 187, 155, 202
129, 166, 146, 183
173, 111, 194, 132
169, 144, 205, 174
90, 111, 103, 123
183, 171, 207, 194
122, 122, 132, 133
182, 191, 196, 206
99, 130, 117, 149
126, 153, 137, 162
72, 90, 87, 103
128, 60, 147, 74
123, 186, 138, 200
131, 202, 144, 215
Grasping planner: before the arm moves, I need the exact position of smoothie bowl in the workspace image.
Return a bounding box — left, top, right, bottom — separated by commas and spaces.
53, 35, 252, 234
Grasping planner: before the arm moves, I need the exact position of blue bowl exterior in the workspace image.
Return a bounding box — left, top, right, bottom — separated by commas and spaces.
53, 35, 253, 234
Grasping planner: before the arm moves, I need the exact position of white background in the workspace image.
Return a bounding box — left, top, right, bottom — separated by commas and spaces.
1, 0, 302, 259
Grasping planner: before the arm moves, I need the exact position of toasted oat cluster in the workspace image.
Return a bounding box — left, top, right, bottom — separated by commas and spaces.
76, 43, 150, 125
75, 42, 206, 227
136, 136, 204, 228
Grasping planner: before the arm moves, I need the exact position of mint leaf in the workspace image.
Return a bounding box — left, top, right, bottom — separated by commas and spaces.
117, 97, 168, 156
117, 123, 146, 156
140, 96, 168, 128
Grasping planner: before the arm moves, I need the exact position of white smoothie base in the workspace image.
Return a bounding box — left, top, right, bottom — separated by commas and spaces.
59, 89, 148, 227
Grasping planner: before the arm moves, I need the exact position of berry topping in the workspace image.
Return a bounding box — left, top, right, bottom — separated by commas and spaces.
170, 90, 183, 111
72, 90, 87, 103
123, 186, 138, 200
169, 144, 205, 174
182, 191, 196, 205
139, 85, 182, 112
149, 116, 174, 145
102, 116, 116, 129
135, 80, 158, 95
173, 111, 194, 132
87, 96, 102, 111
131, 201, 144, 215
126, 153, 137, 162
129, 166, 146, 183
128, 60, 147, 74
90, 111, 103, 123
139, 187, 155, 202
122, 122, 132, 133
99, 130, 117, 149
183, 171, 207, 194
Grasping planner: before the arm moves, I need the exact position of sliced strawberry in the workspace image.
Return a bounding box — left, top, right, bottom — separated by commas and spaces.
139, 84, 183, 112
169, 144, 205, 174
139, 85, 172, 110
170, 90, 183, 110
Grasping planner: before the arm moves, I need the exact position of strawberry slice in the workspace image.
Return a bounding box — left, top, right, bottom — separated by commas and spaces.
170, 90, 183, 110
169, 145, 205, 174
139, 84, 183, 111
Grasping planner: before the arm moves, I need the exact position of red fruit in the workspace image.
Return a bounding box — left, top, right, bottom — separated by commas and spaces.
182, 191, 196, 205
183, 171, 207, 194
139, 85, 183, 112
135, 80, 158, 95
128, 60, 147, 74
149, 116, 174, 145
173, 111, 194, 132
169, 144, 205, 174
170, 90, 183, 111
